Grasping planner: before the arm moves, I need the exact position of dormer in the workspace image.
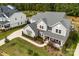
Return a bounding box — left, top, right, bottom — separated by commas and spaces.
51, 22, 67, 36
37, 18, 47, 31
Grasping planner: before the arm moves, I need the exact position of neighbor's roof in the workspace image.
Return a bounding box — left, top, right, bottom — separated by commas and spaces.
0, 13, 5, 17
0, 5, 18, 17
31, 12, 66, 26
28, 22, 38, 36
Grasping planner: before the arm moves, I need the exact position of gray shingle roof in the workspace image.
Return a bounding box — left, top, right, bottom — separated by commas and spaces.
31, 12, 66, 26
60, 19, 71, 29
0, 5, 18, 17
0, 13, 5, 17
28, 22, 38, 36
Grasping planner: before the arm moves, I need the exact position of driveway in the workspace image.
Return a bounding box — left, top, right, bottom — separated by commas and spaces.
0, 29, 49, 47
74, 43, 79, 56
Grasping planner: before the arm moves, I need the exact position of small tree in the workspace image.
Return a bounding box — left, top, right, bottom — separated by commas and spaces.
5, 36, 10, 43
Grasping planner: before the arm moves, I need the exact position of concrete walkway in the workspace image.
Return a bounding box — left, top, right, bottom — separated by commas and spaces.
0, 29, 49, 47
74, 43, 79, 56
20, 36, 49, 47
0, 29, 23, 46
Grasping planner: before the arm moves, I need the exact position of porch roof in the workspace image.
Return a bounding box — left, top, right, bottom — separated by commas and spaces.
40, 30, 70, 44
0, 21, 9, 25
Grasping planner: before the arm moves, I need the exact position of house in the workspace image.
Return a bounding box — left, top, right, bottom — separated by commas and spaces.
0, 5, 27, 30
22, 12, 71, 49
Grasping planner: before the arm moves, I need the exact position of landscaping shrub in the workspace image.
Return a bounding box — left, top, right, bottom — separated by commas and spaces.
5, 36, 10, 43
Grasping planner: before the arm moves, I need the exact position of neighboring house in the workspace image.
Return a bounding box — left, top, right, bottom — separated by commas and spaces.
0, 5, 27, 30
22, 12, 71, 49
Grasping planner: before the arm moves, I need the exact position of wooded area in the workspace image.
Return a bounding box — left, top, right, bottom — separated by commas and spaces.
0, 3, 79, 16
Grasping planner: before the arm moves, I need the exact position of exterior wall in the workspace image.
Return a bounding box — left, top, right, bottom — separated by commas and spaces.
9, 12, 27, 28
0, 17, 9, 29
37, 20, 47, 31
40, 32, 63, 48
0, 17, 7, 21
51, 22, 67, 36
23, 25, 35, 37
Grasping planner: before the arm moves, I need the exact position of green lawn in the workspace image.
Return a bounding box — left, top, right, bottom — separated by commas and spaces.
0, 24, 26, 40
62, 31, 79, 56
0, 37, 49, 56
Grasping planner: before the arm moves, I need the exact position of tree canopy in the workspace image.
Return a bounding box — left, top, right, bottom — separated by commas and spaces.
0, 3, 79, 16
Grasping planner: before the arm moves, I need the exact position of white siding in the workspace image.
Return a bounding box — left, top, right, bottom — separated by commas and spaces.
37, 20, 47, 31
51, 22, 67, 36
0, 17, 7, 21
23, 25, 35, 37
8, 12, 27, 28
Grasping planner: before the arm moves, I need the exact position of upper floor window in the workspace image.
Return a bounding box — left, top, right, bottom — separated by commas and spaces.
40, 25, 44, 29
15, 18, 17, 20
56, 29, 61, 34
56, 29, 58, 33
40, 25, 41, 28
48, 26, 52, 30
21, 16, 22, 19
42, 26, 44, 29
59, 30, 61, 34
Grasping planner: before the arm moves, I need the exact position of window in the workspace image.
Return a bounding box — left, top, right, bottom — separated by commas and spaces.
56, 29, 61, 34
15, 18, 17, 20
40, 25, 41, 28
56, 40, 58, 43
21, 16, 22, 19
42, 26, 44, 29
48, 26, 52, 30
59, 30, 61, 34
18, 22, 19, 25
56, 29, 58, 33
59, 41, 61, 45
21, 22, 22, 24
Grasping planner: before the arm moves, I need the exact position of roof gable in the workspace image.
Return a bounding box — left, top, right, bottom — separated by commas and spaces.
28, 22, 38, 36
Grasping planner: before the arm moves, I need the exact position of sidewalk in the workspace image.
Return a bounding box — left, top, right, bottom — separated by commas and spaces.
74, 43, 79, 56
0, 29, 49, 47
20, 36, 49, 47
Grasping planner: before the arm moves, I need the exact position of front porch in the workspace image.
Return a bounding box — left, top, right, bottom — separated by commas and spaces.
43, 36, 62, 49
0, 24, 10, 31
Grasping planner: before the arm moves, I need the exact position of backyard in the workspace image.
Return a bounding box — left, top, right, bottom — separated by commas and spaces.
62, 30, 79, 56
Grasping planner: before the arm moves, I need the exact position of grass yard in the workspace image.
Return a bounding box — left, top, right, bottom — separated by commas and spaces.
0, 37, 49, 56
62, 31, 79, 56
0, 24, 26, 40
